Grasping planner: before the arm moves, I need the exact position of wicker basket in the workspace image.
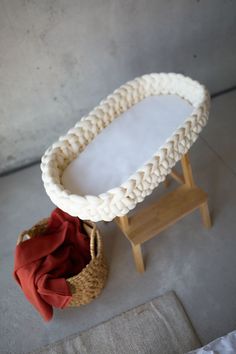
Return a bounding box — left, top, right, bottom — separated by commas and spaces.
17, 219, 108, 307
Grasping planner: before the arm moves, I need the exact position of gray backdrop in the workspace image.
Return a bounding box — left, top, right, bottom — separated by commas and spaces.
1, 0, 236, 174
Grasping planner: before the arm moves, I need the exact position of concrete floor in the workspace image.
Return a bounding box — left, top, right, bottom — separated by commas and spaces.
1, 90, 236, 353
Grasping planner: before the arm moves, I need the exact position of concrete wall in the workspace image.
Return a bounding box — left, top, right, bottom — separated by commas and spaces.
1, 0, 236, 174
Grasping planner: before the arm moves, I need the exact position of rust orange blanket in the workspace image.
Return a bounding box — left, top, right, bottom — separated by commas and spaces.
13, 208, 91, 321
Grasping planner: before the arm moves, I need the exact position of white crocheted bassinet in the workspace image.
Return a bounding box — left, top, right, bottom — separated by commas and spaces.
41, 73, 210, 222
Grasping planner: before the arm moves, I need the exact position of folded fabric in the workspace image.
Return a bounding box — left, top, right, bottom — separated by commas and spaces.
13, 208, 91, 321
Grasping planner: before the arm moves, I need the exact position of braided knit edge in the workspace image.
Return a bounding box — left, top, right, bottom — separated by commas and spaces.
41, 73, 210, 221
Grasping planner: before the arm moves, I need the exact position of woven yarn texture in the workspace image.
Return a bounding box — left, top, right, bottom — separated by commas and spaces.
41, 73, 210, 221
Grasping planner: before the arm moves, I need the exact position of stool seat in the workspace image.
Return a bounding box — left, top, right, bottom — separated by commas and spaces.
41, 73, 210, 222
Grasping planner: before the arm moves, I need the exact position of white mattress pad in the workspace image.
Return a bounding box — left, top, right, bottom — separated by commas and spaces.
62, 95, 193, 196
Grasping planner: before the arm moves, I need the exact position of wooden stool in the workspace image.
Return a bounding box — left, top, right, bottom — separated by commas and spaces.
41, 73, 211, 273
115, 153, 211, 272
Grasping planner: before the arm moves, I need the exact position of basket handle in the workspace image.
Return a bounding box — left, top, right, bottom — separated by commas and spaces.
82, 220, 102, 260
89, 228, 102, 260
17, 230, 31, 245
17, 218, 102, 260
17, 218, 49, 245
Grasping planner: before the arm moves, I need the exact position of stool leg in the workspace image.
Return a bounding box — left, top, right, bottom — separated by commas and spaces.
164, 176, 170, 188
118, 215, 129, 231
181, 154, 212, 229
117, 216, 145, 273
181, 153, 195, 187
200, 201, 212, 229
131, 243, 145, 273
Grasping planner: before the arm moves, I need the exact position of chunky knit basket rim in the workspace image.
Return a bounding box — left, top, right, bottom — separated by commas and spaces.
41, 73, 210, 221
